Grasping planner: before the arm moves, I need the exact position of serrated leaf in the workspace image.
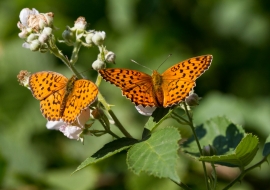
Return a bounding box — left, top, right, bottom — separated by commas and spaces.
263, 134, 270, 157
199, 134, 259, 168
182, 117, 245, 158
144, 107, 172, 131
73, 138, 138, 173
127, 127, 181, 183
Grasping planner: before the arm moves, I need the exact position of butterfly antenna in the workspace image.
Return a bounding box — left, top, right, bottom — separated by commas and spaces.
156, 54, 172, 71
131, 59, 153, 72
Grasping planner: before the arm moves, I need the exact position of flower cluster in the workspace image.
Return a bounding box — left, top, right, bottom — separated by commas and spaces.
17, 8, 54, 52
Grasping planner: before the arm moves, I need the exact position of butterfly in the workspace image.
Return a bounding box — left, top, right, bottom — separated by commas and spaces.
29, 71, 98, 124
99, 55, 212, 108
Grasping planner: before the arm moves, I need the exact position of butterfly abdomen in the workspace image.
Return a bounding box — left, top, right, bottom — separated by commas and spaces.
151, 70, 164, 107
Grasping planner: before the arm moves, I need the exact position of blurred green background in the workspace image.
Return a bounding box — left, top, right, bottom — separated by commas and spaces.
1, 0, 270, 189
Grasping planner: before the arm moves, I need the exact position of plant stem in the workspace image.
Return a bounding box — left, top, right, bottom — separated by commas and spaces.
171, 179, 192, 190
96, 74, 133, 138
99, 118, 120, 139
183, 102, 210, 190
223, 156, 268, 190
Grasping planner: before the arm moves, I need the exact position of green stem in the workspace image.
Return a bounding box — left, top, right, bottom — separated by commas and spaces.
98, 118, 120, 139
96, 74, 133, 138
70, 41, 82, 65
183, 102, 210, 190
223, 156, 268, 190
171, 179, 192, 190
47, 38, 82, 78
211, 163, 217, 189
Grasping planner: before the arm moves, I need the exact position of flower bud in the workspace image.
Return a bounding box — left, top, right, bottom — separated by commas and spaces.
105, 51, 116, 64
18, 29, 29, 39
38, 33, 49, 43
29, 39, 41, 51
186, 93, 200, 106
42, 27, 53, 36
62, 26, 75, 45
92, 59, 105, 70
92, 31, 106, 46
202, 145, 217, 156
26, 33, 38, 42
85, 32, 95, 44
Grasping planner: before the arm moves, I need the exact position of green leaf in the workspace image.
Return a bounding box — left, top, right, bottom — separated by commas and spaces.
182, 116, 245, 158
144, 107, 173, 131
199, 134, 259, 168
263, 134, 270, 157
127, 127, 181, 183
73, 138, 138, 173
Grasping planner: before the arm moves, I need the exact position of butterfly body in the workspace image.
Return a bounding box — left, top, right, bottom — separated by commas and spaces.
99, 55, 212, 108
29, 71, 98, 124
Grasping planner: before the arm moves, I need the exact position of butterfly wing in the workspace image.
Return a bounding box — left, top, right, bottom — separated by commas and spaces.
99, 69, 157, 107
161, 55, 212, 107
29, 71, 69, 121
40, 88, 66, 121
62, 79, 98, 124
29, 71, 68, 100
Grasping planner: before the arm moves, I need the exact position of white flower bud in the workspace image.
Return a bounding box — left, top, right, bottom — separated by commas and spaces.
85, 32, 94, 44
18, 30, 29, 39
92, 31, 106, 46
26, 33, 38, 42
38, 33, 49, 43
42, 27, 53, 36
105, 51, 116, 64
29, 39, 41, 51
92, 59, 105, 70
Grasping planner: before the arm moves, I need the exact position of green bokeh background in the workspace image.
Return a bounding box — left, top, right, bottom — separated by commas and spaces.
1, 0, 270, 189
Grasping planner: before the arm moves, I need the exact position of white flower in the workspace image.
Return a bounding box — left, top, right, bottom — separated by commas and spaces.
19, 8, 39, 27
46, 108, 91, 141
135, 105, 156, 116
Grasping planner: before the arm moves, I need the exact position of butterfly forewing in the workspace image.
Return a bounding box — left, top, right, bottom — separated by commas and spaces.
62, 79, 98, 123
29, 72, 68, 100
161, 55, 212, 107
99, 68, 157, 107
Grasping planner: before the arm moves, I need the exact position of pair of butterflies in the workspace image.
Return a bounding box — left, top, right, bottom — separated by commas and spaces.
29, 55, 212, 124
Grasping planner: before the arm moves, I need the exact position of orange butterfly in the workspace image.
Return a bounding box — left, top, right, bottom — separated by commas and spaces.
99, 55, 212, 108
29, 71, 98, 124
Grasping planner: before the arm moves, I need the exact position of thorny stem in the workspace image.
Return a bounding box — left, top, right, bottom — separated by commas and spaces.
223, 156, 268, 190
183, 102, 210, 190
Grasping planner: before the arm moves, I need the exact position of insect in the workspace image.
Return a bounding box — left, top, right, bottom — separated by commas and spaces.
99, 55, 212, 107
29, 71, 98, 124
